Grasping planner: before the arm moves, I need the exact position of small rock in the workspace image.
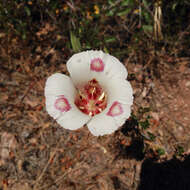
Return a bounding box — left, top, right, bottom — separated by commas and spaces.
21, 130, 30, 139
151, 112, 159, 121
185, 81, 190, 87
0, 132, 17, 160
142, 87, 147, 97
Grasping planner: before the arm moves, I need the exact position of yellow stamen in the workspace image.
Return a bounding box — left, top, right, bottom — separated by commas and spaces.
98, 92, 105, 101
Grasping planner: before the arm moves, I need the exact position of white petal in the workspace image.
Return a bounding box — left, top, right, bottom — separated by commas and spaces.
104, 78, 133, 126
87, 102, 131, 136
66, 51, 92, 86
66, 50, 127, 86
45, 73, 91, 130
45, 73, 76, 97
107, 102, 131, 126
87, 111, 118, 136
56, 104, 91, 130
104, 78, 133, 105
87, 50, 128, 79
87, 78, 133, 136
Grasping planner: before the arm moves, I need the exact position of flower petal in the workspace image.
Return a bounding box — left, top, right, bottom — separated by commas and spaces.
88, 50, 128, 79
45, 73, 76, 97
66, 52, 92, 86
87, 78, 133, 136
56, 104, 91, 130
66, 50, 127, 86
45, 73, 91, 130
103, 78, 133, 127
87, 103, 131, 136
106, 101, 131, 126
103, 78, 133, 105
87, 112, 119, 136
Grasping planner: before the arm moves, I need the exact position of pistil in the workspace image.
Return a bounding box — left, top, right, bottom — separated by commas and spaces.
75, 79, 107, 116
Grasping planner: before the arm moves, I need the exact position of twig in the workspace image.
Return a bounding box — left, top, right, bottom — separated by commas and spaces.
38, 161, 85, 190
32, 136, 66, 190
33, 148, 58, 190
20, 81, 35, 102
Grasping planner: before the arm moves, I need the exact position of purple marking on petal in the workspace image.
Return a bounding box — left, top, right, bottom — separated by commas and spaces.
90, 58, 104, 72
54, 95, 71, 112
107, 101, 123, 117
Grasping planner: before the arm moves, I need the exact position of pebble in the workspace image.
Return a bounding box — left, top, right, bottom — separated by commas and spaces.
185, 81, 190, 87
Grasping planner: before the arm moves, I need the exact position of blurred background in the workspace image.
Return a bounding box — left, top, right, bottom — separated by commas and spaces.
0, 0, 190, 58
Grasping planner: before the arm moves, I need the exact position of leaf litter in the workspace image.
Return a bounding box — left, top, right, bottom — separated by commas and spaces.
0, 29, 190, 190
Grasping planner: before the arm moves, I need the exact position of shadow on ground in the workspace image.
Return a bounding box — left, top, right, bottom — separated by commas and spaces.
138, 155, 190, 190
118, 118, 145, 161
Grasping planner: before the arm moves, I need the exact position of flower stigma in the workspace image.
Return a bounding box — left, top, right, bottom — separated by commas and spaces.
75, 79, 107, 116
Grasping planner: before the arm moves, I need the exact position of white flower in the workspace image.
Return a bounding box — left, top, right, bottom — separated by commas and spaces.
45, 50, 133, 136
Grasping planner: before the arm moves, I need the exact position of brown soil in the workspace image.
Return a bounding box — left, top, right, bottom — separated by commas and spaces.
0, 36, 190, 190
127, 56, 190, 159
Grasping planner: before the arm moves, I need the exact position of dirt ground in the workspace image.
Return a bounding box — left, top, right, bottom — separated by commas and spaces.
0, 35, 190, 190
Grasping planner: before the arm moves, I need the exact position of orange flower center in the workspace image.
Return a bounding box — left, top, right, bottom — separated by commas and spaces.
75, 79, 107, 116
